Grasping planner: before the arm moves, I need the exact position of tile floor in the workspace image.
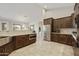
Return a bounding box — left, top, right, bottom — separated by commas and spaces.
9, 40, 74, 56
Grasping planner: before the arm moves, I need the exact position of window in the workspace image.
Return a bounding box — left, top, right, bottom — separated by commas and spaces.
30, 25, 35, 33
21, 24, 26, 30
30, 25, 34, 31
1, 22, 9, 31
13, 24, 21, 31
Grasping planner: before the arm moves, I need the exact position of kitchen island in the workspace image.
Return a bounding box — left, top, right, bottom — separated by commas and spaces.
0, 31, 36, 56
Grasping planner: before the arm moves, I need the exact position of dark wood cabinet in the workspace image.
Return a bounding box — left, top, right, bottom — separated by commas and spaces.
29, 34, 36, 44
51, 34, 67, 44
53, 16, 73, 32
54, 16, 73, 28
51, 34, 76, 46
12, 34, 36, 49
44, 18, 53, 25
44, 16, 73, 33
0, 37, 14, 56
4, 41, 14, 55
0, 34, 36, 56
51, 34, 59, 42
0, 46, 5, 56
0, 42, 14, 56
13, 35, 29, 49
43, 18, 54, 32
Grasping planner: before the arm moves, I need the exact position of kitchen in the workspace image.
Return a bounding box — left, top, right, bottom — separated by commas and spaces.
0, 3, 78, 56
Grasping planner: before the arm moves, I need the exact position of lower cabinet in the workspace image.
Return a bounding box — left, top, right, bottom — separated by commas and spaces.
0, 41, 14, 56
51, 34, 76, 46
13, 35, 29, 49
29, 34, 36, 44
0, 34, 36, 56
0, 46, 5, 56
13, 34, 36, 49
4, 41, 14, 55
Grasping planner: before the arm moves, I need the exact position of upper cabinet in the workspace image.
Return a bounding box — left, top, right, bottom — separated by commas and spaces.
43, 18, 53, 25
43, 16, 74, 32
43, 18, 54, 32
54, 16, 73, 28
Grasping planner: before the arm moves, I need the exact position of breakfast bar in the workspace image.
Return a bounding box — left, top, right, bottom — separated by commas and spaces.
0, 31, 36, 56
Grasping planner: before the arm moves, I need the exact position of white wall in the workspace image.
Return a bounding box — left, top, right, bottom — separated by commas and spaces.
0, 3, 74, 28
0, 3, 42, 24
0, 3, 42, 35
44, 6, 74, 19
0, 3, 74, 34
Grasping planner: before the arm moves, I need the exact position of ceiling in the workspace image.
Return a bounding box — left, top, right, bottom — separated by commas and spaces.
0, 3, 75, 24
38, 3, 75, 9
0, 3, 42, 24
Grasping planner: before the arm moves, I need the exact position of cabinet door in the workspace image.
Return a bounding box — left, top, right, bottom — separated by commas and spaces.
44, 18, 53, 25
15, 35, 26, 49
29, 34, 36, 44
51, 34, 69, 45
24, 35, 29, 46
66, 35, 76, 46
53, 20, 60, 32
59, 35, 67, 44
0, 46, 5, 56
51, 34, 76, 46
4, 42, 14, 55
51, 34, 59, 42
66, 35, 72, 45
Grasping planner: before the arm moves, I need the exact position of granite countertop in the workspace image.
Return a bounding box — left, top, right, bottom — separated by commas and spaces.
0, 31, 35, 37
0, 30, 35, 46
52, 28, 77, 42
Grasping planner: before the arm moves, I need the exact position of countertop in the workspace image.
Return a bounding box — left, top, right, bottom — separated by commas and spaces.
0, 30, 35, 46
0, 30, 35, 37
